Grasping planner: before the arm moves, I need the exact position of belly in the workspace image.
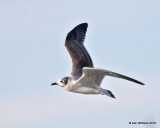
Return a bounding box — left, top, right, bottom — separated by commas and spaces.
69, 87, 99, 94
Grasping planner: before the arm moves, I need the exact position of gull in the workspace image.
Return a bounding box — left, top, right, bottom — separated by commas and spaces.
51, 23, 144, 98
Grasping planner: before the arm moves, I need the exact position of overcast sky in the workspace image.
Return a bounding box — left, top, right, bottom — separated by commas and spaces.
0, 0, 160, 128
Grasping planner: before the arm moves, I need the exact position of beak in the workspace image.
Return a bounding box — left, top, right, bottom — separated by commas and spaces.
51, 82, 58, 86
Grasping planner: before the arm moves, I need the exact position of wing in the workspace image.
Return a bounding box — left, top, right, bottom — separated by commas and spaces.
77, 67, 144, 88
65, 23, 93, 80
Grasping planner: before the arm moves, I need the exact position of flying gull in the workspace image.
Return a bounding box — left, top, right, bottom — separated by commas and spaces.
51, 23, 144, 98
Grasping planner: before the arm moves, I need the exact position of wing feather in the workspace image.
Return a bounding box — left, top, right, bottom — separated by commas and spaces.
65, 23, 93, 80
80, 67, 144, 86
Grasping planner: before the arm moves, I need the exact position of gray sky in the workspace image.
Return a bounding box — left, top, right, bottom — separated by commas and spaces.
0, 0, 160, 128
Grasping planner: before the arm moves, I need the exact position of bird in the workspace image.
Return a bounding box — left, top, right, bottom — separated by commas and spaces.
51, 23, 144, 98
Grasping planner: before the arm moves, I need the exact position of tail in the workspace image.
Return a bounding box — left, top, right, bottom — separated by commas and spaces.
99, 88, 116, 99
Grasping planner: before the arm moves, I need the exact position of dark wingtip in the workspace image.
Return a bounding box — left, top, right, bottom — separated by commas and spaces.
137, 81, 145, 85
74, 22, 88, 32
141, 83, 145, 85
66, 23, 88, 42
77, 22, 88, 27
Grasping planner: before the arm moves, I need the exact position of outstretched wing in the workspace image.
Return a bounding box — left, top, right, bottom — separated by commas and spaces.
65, 23, 93, 80
77, 67, 144, 88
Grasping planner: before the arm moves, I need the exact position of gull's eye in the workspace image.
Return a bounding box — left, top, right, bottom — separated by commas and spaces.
60, 80, 64, 83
